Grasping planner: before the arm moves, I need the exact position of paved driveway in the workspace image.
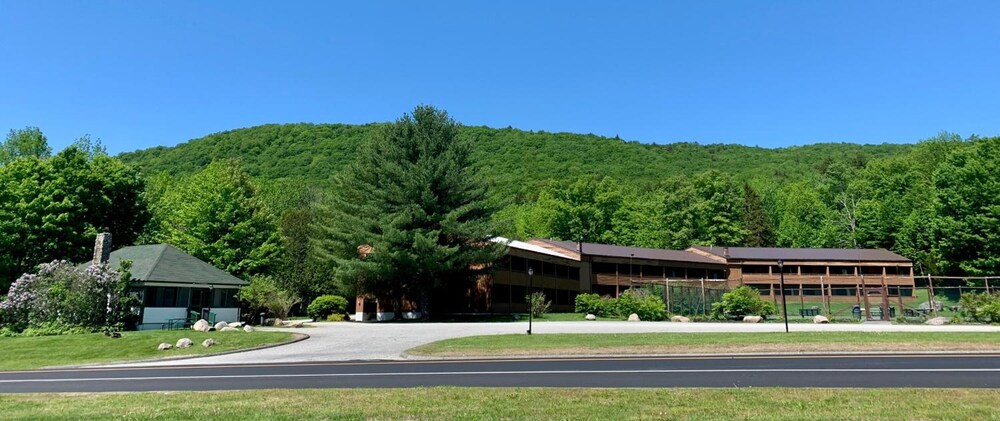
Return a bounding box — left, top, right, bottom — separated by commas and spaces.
119, 320, 1000, 367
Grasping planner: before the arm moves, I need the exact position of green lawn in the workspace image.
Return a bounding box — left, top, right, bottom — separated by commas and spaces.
409, 331, 1000, 357
0, 330, 296, 371
1, 388, 998, 420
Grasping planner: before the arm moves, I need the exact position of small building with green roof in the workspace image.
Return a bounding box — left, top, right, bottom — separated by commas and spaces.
104, 243, 248, 330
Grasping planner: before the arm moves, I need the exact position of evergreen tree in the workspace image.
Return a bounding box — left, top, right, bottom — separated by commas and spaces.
742, 182, 773, 247
314, 106, 505, 319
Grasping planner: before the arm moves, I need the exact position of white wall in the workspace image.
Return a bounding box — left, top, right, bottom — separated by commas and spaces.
139, 307, 187, 330
212, 308, 240, 324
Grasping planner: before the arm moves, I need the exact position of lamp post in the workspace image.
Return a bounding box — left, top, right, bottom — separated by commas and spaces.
527, 267, 534, 335
778, 260, 789, 333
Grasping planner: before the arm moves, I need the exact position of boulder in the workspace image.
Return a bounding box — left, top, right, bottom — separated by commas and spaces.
202, 338, 216, 348
671, 315, 690, 323
175, 338, 193, 348
272, 318, 284, 327
628, 313, 640, 322
925, 316, 950, 326
743, 315, 762, 323
243, 325, 255, 333
221, 326, 238, 332
813, 315, 830, 324
585, 313, 597, 321
228, 322, 243, 328
214, 321, 228, 331
157, 343, 172, 351
289, 321, 305, 328
192, 319, 210, 332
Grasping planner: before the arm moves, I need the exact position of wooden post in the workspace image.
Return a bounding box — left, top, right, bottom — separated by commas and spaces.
615, 265, 620, 297
700, 277, 707, 316
819, 275, 828, 316
798, 283, 804, 316
927, 274, 937, 318
860, 274, 871, 321
985, 277, 991, 294
664, 278, 671, 314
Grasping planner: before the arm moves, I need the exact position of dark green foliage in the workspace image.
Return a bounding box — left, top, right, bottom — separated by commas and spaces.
614, 289, 668, 321
958, 292, 1000, 324
574, 293, 611, 316
306, 295, 349, 321
711, 286, 776, 319
313, 106, 506, 318
742, 183, 773, 247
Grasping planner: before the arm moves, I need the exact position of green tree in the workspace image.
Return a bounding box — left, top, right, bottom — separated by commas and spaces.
1, 127, 52, 165
742, 182, 773, 247
153, 160, 280, 279
314, 106, 505, 319
0, 149, 148, 291
774, 182, 839, 248
662, 171, 747, 249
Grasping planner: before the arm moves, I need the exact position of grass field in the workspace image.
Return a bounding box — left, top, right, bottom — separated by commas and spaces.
1, 388, 997, 420
0, 330, 296, 371
409, 331, 1000, 357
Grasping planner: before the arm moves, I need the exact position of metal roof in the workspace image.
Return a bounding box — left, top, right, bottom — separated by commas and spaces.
492, 237, 580, 261
105, 244, 248, 286
537, 239, 723, 265
692, 246, 911, 263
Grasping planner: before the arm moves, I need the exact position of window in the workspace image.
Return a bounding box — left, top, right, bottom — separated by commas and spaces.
830, 266, 854, 276
510, 286, 527, 303
510, 256, 527, 272
860, 266, 883, 276
707, 270, 726, 280
543, 262, 556, 276
832, 287, 856, 296
642, 265, 662, 277
214, 289, 238, 307
664, 267, 685, 278
742, 265, 770, 274
568, 266, 580, 280
800, 266, 826, 275
747, 284, 771, 295
556, 264, 568, 278
802, 285, 822, 296
778, 265, 798, 274
593, 262, 616, 275
144, 287, 180, 307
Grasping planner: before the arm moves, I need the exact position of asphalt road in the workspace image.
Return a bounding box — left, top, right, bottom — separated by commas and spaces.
3, 354, 1000, 393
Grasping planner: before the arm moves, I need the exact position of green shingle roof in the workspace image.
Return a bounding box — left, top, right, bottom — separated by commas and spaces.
105, 244, 247, 286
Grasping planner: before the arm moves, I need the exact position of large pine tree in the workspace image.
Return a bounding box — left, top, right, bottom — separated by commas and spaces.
314, 106, 504, 319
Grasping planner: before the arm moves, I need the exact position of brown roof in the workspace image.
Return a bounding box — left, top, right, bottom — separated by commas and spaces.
691, 246, 911, 263
537, 239, 723, 265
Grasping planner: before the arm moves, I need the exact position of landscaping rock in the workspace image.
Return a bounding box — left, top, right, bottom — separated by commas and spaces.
228, 322, 243, 328
628, 313, 640, 322
743, 315, 762, 323
243, 325, 255, 333
813, 315, 830, 324
157, 343, 172, 351
192, 319, 210, 332
272, 318, 284, 327
176, 338, 193, 348
585, 313, 597, 321
202, 338, 216, 348
671, 315, 690, 323
221, 327, 238, 332
214, 321, 228, 331
289, 321, 305, 328
925, 316, 950, 326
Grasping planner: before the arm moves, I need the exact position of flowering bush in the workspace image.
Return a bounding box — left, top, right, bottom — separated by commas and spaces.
0, 260, 137, 334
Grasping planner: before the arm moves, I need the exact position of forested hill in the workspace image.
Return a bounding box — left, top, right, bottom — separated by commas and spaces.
119, 123, 911, 200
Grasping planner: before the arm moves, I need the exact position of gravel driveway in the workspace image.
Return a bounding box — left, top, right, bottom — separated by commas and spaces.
119, 320, 1000, 367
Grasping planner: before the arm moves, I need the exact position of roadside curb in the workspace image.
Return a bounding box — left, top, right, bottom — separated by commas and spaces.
401, 349, 1000, 361
51, 332, 310, 370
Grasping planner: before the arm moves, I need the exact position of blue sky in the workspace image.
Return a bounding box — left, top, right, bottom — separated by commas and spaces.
2, 1, 998, 154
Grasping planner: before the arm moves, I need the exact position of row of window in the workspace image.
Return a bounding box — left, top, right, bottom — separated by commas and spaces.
746, 284, 914, 297
496, 284, 579, 306
742, 265, 911, 276
592, 262, 726, 280
143, 286, 240, 308
501, 256, 581, 280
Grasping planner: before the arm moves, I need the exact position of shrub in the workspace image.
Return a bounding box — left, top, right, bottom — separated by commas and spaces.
308, 295, 349, 321
711, 286, 776, 319
525, 291, 551, 317
959, 292, 1000, 323
574, 293, 613, 316
240, 276, 301, 319
614, 289, 667, 321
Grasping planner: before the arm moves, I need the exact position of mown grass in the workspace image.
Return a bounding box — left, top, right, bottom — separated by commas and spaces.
409, 331, 1000, 357
0, 330, 295, 371
1, 388, 998, 420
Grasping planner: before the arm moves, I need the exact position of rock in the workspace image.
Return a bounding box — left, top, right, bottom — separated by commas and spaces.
202, 338, 216, 348
175, 338, 193, 348
221, 327, 238, 332
192, 319, 210, 332
228, 322, 243, 328
813, 315, 830, 324
585, 313, 597, 321
272, 318, 284, 327
243, 325, 255, 333
925, 316, 950, 326
214, 321, 228, 331
157, 343, 172, 351
743, 315, 762, 323
289, 321, 305, 328
628, 313, 640, 322
671, 315, 690, 323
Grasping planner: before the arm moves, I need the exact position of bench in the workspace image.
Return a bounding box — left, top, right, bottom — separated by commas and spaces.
799, 308, 820, 317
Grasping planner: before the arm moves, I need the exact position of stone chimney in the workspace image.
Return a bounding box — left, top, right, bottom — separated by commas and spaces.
93, 233, 112, 266
723, 246, 730, 259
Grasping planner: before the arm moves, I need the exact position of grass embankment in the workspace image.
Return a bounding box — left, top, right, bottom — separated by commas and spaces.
0, 330, 296, 371
1, 388, 998, 420
409, 332, 1000, 357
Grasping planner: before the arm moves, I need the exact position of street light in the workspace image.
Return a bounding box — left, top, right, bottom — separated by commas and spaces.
778, 260, 789, 333
527, 267, 534, 335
